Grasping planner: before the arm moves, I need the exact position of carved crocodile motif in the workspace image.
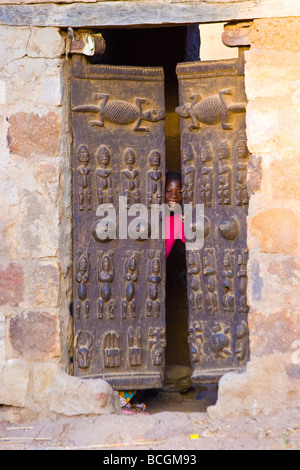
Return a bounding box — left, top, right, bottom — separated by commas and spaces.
73, 93, 166, 132
176, 88, 246, 131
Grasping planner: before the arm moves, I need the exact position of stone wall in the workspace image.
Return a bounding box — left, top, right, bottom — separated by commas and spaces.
209, 18, 300, 418
0, 0, 299, 28
0, 17, 299, 418
0, 25, 119, 415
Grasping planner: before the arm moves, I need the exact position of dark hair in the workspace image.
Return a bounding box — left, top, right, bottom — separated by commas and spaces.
166, 171, 182, 183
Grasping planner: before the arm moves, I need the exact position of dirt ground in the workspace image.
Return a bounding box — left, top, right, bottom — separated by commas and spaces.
0, 385, 299, 451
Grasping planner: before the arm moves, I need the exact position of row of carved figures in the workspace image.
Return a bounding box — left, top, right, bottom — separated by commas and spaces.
76, 249, 162, 321
187, 248, 248, 316
182, 139, 250, 207
77, 137, 249, 212
76, 144, 163, 210
74, 326, 166, 370
74, 318, 248, 370
75, 247, 248, 321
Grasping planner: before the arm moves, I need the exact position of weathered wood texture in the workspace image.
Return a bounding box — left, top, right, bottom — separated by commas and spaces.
0, 0, 299, 28
71, 57, 167, 389
177, 56, 250, 383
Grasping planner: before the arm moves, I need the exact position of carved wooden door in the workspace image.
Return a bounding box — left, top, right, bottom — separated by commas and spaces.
176, 54, 250, 383
71, 56, 166, 389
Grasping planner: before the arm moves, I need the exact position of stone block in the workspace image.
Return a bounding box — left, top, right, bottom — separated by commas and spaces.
249, 252, 300, 312
249, 308, 300, 358
0, 262, 24, 307
9, 310, 60, 360
246, 100, 300, 155
245, 102, 279, 154
7, 190, 59, 260
245, 49, 300, 100
33, 162, 61, 205
5, 57, 63, 108
207, 354, 299, 418
49, 370, 120, 416
0, 315, 5, 364
162, 365, 192, 393
250, 18, 300, 53
0, 360, 30, 408
270, 157, 300, 202
7, 112, 61, 158
0, 26, 30, 67
27, 27, 65, 58
41, 75, 63, 108
28, 262, 60, 308
32, 362, 59, 406
0, 80, 5, 105
251, 208, 299, 255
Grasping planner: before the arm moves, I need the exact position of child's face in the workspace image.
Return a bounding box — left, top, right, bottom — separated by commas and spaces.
165, 179, 182, 208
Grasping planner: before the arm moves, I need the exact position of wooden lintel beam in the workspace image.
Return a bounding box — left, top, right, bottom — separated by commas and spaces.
0, 1, 299, 28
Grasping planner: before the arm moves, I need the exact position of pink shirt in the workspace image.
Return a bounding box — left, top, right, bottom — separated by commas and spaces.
165, 214, 185, 258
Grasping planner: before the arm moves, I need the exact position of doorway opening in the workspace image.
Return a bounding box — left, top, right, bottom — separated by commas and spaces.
90, 25, 201, 389
90, 25, 200, 173
71, 25, 240, 411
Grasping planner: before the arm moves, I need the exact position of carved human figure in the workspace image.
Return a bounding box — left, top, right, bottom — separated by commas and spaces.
146, 250, 161, 317
122, 251, 138, 319
77, 144, 91, 210
201, 141, 214, 165
188, 321, 203, 364
96, 144, 113, 205
187, 251, 203, 310
200, 141, 213, 207
182, 143, 196, 204
237, 250, 249, 313
222, 249, 235, 313
148, 327, 166, 366
147, 150, 162, 207
98, 250, 115, 319
203, 248, 219, 312
75, 252, 90, 320
121, 148, 140, 206
236, 140, 250, 206
217, 140, 232, 205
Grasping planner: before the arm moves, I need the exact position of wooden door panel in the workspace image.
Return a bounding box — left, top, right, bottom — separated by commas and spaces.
72, 56, 166, 389
176, 55, 250, 383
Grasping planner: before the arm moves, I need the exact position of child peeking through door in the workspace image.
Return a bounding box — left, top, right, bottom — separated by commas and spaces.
165, 171, 190, 368
165, 171, 185, 257
119, 172, 189, 413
